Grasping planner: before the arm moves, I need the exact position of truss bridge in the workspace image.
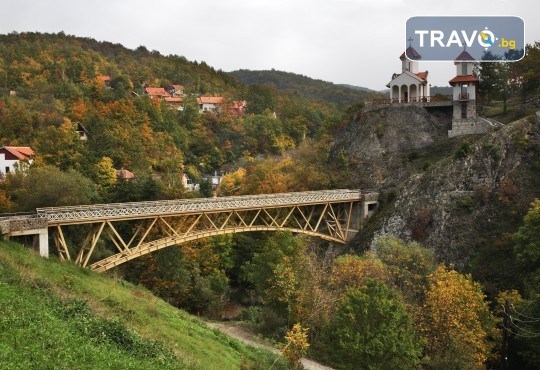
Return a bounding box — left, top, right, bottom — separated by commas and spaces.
0, 189, 378, 272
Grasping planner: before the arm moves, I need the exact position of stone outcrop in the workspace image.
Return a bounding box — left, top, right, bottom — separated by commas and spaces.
331, 105, 540, 268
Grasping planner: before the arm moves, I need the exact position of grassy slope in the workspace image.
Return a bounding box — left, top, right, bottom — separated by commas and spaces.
0, 241, 286, 370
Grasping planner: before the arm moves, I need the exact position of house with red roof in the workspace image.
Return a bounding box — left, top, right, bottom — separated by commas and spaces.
0, 146, 34, 177
115, 168, 135, 181
386, 45, 430, 103
197, 96, 226, 113
164, 97, 184, 111
144, 87, 171, 100
227, 100, 247, 116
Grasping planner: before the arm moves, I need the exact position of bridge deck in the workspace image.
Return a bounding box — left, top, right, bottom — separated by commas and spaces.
36, 189, 369, 225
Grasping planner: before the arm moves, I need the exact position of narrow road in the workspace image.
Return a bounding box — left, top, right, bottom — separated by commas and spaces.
206, 322, 334, 370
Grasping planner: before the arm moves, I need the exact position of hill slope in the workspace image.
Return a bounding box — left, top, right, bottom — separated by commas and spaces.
229, 69, 383, 105
331, 105, 540, 294
0, 241, 286, 369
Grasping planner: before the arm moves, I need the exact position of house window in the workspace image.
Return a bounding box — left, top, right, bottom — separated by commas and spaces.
5, 167, 10, 173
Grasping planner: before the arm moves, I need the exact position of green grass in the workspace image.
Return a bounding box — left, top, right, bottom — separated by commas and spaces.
0, 241, 287, 369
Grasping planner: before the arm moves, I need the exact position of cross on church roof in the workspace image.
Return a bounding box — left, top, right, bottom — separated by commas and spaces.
408, 37, 413, 47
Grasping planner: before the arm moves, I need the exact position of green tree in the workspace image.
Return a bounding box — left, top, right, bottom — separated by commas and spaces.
33, 121, 84, 171
514, 199, 540, 270
512, 199, 540, 369
245, 84, 276, 114
476, 51, 504, 104
319, 279, 422, 370
9, 165, 98, 210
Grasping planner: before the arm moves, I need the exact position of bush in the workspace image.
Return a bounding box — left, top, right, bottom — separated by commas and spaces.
454, 142, 473, 160
458, 195, 475, 212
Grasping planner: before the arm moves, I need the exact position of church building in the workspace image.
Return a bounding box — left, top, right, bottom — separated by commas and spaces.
387, 43, 430, 103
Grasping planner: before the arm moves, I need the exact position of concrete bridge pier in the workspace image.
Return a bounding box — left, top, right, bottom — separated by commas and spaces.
346, 196, 379, 241
1, 217, 49, 258
9, 228, 50, 258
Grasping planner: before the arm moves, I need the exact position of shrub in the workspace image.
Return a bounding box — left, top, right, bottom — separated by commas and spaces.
454, 142, 473, 160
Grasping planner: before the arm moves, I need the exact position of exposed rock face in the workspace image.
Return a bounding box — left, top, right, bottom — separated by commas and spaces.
332, 105, 540, 268
377, 117, 540, 266
331, 105, 451, 190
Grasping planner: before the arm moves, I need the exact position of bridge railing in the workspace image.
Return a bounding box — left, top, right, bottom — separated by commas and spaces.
36, 189, 367, 224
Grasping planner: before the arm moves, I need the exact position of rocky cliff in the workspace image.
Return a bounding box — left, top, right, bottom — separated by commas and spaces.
331, 106, 540, 275
331, 105, 452, 190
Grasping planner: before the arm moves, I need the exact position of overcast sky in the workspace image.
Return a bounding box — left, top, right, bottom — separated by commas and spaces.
1, 0, 538, 90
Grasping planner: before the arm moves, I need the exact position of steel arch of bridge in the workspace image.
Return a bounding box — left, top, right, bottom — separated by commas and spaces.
36, 190, 378, 272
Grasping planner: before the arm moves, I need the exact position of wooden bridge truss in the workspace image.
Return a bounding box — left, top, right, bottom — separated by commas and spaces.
3, 190, 378, 272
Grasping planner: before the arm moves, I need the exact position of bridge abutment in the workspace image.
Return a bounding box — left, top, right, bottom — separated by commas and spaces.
346, 195, 379, 241
1, 217, 49, 258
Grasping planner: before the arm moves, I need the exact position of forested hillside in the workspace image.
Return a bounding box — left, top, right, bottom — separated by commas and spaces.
229, 69, 383, 105
1, 32, 540, 370
0, 32, 347, 209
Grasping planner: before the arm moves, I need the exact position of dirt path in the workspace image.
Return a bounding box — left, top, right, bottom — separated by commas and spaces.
206, 322, 334, 370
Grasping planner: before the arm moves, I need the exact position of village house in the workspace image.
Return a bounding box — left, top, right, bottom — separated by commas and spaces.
164, 97, 185, 111
197, 96, 226, 113
115, 168, 135, 181
202, 171, 224, 189
144, 87, 170, 100
0, 146, 34, 177
74, 122, 89, 141
181, 173, 199, 192
227, 100, 247, 116
168, 85, 185, 97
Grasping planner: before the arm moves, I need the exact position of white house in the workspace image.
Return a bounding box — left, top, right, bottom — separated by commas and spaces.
197, 96, 226, 113
202, 171, 224, 189
75, 122, 89, 141
387, 46, 430, 103
181, 173, 199, 192
0, 146, 34, 177
169, 85, 185, 97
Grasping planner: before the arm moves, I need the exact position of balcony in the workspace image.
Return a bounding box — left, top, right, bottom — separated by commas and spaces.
459, 93, 469, 101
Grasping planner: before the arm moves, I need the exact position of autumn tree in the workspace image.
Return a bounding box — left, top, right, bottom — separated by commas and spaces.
330, 253, 386, 297
281, 324, 310, 369
373, 235, 436, 303
93, 156, 117, 190
420, 266, 495, 369
216, 168, 246, 196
